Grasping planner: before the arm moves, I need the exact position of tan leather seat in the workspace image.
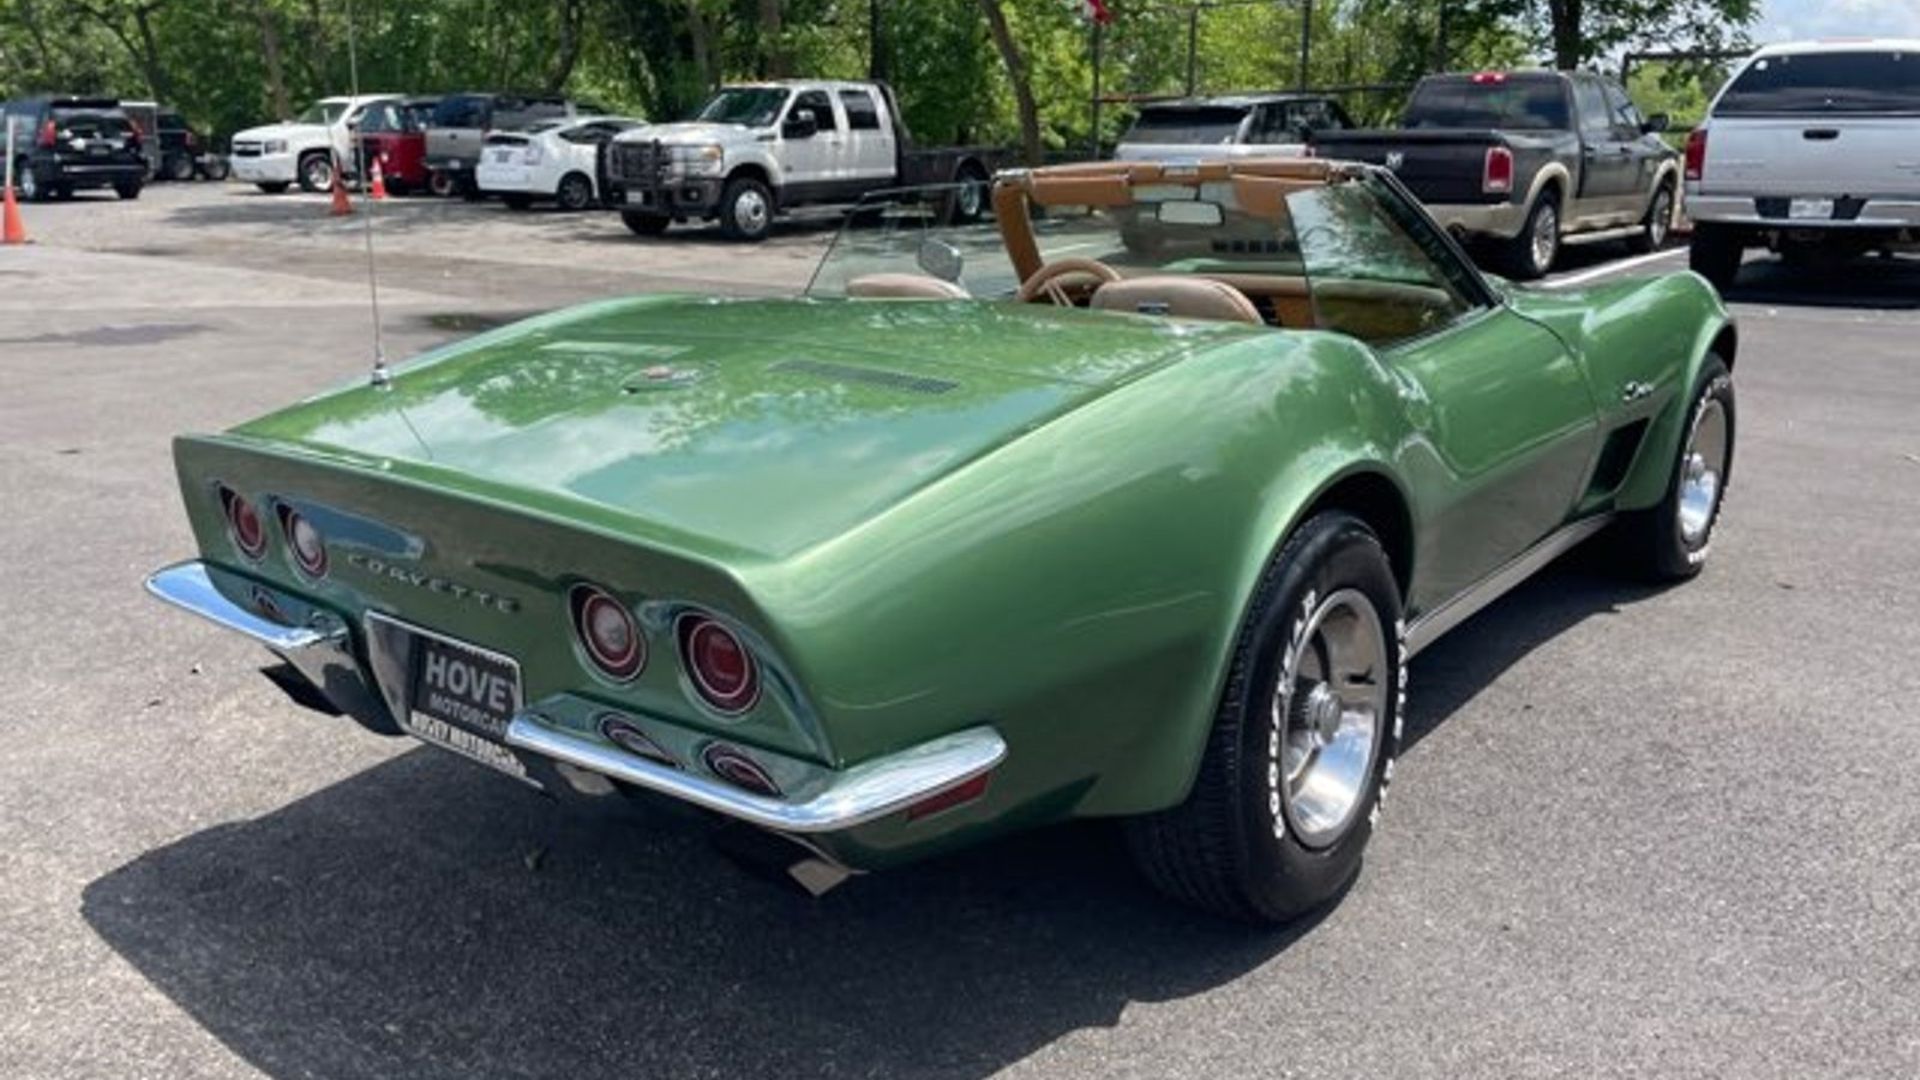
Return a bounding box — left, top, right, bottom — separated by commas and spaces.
846, 273, 971, 300
1089, 276, 1264, 325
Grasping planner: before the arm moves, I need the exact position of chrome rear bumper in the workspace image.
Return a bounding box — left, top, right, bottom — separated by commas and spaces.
144, 559, 1006, 835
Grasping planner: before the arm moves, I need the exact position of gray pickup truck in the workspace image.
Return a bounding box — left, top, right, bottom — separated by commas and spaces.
1313, 71, 1681, 278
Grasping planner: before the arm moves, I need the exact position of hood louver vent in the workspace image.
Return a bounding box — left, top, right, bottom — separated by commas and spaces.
771, 358, 958, 396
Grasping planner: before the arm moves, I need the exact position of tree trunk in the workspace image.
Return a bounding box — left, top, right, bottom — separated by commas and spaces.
1547, 0, 1583, 70
976, 0, 1041, 165
256, 0, 291, 119
685, 0, 716, 92
132, 4, 174, 103
545, 0, 584, 93
758, 0, 786, 78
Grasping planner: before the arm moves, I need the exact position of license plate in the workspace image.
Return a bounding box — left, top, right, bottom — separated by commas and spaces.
392, 621, 531, 782
1789, 198, 1835, 220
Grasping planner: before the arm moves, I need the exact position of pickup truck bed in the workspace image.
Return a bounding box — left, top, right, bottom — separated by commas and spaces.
1313, 71, 1680, 279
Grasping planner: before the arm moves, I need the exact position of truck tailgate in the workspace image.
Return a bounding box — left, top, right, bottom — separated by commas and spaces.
1702, 117, 1920, 198
1312, 129, 1504, 203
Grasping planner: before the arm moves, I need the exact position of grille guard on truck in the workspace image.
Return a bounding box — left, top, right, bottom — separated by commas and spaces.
144, 560, 1006, 834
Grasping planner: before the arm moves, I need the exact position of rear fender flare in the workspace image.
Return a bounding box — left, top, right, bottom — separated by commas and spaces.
1525, 162, 1571, 216
1614, 298, 1736, 510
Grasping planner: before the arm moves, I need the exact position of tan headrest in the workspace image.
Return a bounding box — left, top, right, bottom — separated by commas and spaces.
1090, 276, 1264, 325
845, 273, 971, 300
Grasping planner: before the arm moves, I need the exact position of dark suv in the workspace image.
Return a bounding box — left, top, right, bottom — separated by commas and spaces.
1, 97, 146, 201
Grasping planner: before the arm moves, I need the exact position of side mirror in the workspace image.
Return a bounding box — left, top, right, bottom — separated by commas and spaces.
917, 238, 965, 282
782, 112, 818, 140
1643, 112, 1671, 134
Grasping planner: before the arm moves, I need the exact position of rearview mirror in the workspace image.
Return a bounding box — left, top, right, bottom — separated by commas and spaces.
782, 112, 818, 140
1643, 112, 1671, 134
917, 238, 964, 283
1156, 200, 1225, 227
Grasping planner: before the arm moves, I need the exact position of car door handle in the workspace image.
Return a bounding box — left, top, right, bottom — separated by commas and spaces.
1803, 129, 1840, 141
1621, 380, 1654, 403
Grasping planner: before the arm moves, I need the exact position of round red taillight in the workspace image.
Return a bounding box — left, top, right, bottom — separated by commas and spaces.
570, 584, 644, 681
702, 744, 781, 797
219, 485, 267, 560
279, 506, 328, 578
678, 613, 759, 715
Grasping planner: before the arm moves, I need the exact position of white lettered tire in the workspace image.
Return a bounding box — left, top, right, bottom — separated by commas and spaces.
1126, 511, 1405, 922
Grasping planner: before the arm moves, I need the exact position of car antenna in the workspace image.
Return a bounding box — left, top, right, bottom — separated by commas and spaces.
345, 0, 391, 389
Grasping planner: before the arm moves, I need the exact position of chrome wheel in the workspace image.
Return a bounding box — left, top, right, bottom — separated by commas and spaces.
732, 187, 769, 235
1273, 588, 1388, 849
301, 154, 334, 192
1677, 397, 1729, 546
18, 166, 37, 201
1647, 188, 1673, 247
956, 177, 984, 220
1530, 201, 1559, 274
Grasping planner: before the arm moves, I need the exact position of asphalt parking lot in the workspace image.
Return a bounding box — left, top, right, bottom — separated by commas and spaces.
3, 181, 1918, 1079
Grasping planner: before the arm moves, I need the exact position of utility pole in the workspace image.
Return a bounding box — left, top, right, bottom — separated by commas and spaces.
1091, 18, 1105, 157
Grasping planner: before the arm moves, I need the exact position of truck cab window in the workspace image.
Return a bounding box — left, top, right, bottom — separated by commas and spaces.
1573, 79, 1612, 139
839, 90, 881, 131
789, 91, 839, 133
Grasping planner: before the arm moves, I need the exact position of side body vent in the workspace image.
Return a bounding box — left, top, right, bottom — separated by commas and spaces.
1587, 418, 1651, 498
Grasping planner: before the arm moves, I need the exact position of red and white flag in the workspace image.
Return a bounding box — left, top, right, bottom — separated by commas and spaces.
1068, 0, 1114, 24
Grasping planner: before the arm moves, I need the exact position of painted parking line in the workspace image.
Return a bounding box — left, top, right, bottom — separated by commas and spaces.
1539, 246, 1689, 290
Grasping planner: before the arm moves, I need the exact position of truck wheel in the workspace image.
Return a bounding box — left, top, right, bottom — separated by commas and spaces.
15, 161, 42, 202
1124, 511, 1404, 923
1503, 192, 1560, 280
255, 181, 290, 195
718, 176, 773, 242
555, 172, 595, 212
1626, 181, 1674, 254
622, 210, 671, 237
297, 152, 334, 193
165, 154, 196, 182
427, 170, 455, 198
1618, 355, 1733, 582
202, 157, 230, 182
1688, 224, 1744, 290
947, 162, 989, 224
114, 181, 142, 200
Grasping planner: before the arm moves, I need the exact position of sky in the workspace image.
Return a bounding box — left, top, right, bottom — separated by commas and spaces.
1755, 0, 1920, 42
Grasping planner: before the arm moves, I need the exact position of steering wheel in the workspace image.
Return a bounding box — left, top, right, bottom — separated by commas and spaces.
1016, 257, 1123, 307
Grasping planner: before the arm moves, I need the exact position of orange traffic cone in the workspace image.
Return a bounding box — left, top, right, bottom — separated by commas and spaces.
328, 157, 353, 217
2, 178, 27, 245
369, 157, 388, 200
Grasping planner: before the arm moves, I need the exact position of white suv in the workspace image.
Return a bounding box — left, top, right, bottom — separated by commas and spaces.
1687, 40, 1920, 287
230, 94, 397, 194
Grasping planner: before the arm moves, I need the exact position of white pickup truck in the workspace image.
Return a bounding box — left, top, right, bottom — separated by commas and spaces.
605, 79, 1000, 241
1687, 40, 1920, 287
229, 94, 397, 194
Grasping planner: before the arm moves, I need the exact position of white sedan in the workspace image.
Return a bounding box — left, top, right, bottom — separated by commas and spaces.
475, 116, 646, 211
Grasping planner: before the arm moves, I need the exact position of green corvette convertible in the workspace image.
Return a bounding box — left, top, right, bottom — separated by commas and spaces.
148, 158, 1735, 921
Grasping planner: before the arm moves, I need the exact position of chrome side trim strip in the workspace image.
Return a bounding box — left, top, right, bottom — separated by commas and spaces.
1404, 514, 1614, 658
144, 560, 342, 652
505, 717, 1008, 834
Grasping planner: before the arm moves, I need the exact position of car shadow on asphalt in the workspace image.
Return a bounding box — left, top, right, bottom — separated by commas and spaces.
81, 550, 1653, 1080
1718, 254, 1920, 311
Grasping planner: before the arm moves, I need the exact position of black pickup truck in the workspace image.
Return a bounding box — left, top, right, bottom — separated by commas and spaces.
1313, 71, 1680, 278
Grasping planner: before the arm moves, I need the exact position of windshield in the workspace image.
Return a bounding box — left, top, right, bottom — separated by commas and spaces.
1404, 77, 1569, 130
1123, 105, 1249, 146
295, 101, 348, 125
1717, 50, 1920, 115
805, 169, 1482, 348
696, 87, 789, 127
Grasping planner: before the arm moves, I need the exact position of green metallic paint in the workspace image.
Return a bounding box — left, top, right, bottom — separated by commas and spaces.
169, 275, 1731, 869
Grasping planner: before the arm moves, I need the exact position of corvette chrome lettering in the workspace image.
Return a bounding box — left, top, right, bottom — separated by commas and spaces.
345, 552, 520, 613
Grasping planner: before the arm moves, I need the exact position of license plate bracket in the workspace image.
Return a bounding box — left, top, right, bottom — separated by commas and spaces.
366, 612, 535, 784
1789, 197, 1835, 220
